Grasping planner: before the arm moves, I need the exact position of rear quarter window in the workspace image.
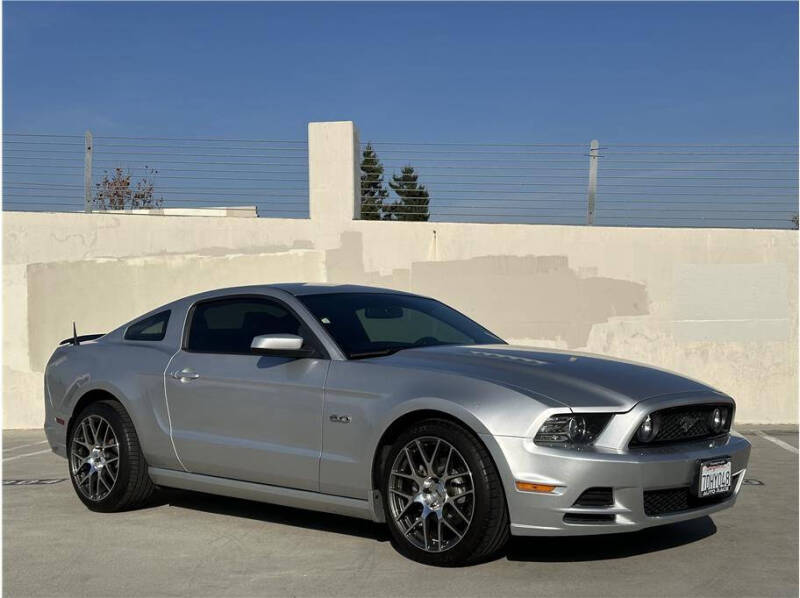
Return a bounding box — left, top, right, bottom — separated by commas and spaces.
124, 310, 171, 342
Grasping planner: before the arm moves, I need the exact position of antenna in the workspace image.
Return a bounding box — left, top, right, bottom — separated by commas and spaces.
73, 322, 79, 346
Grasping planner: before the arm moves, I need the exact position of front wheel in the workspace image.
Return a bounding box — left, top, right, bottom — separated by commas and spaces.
381, 419, 510, 566
68, 400, 155, 512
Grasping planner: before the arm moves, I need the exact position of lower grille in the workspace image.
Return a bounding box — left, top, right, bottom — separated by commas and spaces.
564, 513, 615, 524
643, 484, 734, 516
573, 487, 614, 507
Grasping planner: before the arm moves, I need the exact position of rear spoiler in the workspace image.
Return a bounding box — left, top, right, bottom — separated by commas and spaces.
58, 322, 104, 346
59, 334, 105, 346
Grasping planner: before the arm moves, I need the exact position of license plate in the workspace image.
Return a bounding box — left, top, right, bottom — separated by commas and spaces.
697, 457, 732, 498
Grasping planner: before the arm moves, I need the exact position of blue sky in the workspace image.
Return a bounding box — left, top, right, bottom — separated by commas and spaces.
4, 1, 798, 143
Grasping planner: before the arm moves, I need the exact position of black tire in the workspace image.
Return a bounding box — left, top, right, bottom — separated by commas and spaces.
381, 418, 510, 566
67, 400, 155, 512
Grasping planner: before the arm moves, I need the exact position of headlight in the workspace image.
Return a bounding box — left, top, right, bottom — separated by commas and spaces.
635, 413, 660, 443
534, 414, 612, 448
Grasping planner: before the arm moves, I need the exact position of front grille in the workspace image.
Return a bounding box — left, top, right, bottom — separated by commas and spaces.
573, 487, 614, 507
630, 404, 732, 447
643, 484, 734, 516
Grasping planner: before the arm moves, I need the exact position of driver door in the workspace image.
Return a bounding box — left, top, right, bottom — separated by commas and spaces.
165, 295, 328, 491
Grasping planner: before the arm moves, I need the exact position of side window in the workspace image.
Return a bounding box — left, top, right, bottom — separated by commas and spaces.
124, 310, 171, 342
186, 297, 308, 354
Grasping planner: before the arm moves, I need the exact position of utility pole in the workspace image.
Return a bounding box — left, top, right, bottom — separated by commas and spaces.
84, 130, 93, 212
586, 139, 599, 225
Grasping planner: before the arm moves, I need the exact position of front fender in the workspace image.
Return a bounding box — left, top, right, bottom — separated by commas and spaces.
319, 359, 553, 504
374, 396, 493, 441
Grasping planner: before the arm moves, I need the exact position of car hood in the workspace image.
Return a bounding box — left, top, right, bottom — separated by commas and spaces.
376, 344, 721, 410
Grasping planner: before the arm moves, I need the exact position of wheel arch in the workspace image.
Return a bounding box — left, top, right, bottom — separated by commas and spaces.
369, 407, 499, 498
68, 388, 127, 439
369, 406, 514, 560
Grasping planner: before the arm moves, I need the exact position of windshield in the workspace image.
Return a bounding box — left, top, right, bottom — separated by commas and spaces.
298, 292, 505, 359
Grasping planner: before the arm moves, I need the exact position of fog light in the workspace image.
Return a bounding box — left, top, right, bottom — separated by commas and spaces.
636, 414, 660, 443
709, 407, 727, 433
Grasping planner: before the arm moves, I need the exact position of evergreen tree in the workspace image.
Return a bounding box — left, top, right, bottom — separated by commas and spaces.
359, 143, 388, 220
386, 165, 430, 221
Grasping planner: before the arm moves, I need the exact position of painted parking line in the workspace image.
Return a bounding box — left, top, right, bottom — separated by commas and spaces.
3, 478, 67, 486
2, 449, 53, 463
3, 440, 48, 453
756, 430, 799, 455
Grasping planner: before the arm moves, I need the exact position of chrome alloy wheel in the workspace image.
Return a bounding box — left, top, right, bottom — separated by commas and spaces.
70, 415, 120, 501
388, 437, 475, 553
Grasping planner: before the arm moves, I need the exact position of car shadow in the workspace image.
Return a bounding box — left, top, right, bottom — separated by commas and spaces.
504, 516, 717, 562
149, 488, 715, 562
151, 487, 389, 542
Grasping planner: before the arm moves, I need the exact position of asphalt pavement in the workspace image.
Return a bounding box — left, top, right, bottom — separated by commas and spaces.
3, 426, 797, 597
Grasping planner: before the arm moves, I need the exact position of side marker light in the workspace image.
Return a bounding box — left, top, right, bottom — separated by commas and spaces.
515, 481, 556, 493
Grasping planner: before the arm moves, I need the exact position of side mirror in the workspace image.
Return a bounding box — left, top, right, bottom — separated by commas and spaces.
250, 334, 314, 358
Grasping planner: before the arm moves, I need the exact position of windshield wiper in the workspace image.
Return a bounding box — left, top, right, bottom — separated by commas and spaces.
348, 342, 463, 360
348, 347, 411, 360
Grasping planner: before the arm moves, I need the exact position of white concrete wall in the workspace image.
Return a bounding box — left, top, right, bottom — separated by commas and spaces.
125, 206, 259, 218
3, 121, 797, 427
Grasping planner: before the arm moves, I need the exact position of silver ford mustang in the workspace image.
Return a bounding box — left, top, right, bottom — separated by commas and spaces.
44, 284, 751, 566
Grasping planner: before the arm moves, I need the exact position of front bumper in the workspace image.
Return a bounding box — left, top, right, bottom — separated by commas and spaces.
484, 432, 751, 536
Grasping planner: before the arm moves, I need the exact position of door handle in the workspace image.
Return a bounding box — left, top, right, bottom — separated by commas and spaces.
171, 368, 200, 381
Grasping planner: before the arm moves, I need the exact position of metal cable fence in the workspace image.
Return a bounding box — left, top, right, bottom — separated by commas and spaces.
3, 133, 309, 218
359, 141, 799, 229
3, 132, 797, 228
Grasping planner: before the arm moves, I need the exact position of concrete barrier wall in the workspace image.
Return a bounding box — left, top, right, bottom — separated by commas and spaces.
3, 122, 797, 427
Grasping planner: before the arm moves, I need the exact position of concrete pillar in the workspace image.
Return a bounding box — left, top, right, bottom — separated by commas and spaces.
308, 121, 360, 225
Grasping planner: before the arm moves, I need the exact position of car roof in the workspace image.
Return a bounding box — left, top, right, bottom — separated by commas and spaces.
176, 283, 418, 300
268, 283, 417, 297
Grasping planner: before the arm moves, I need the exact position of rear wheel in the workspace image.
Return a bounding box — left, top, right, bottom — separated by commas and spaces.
382, 419, 510, 566
68, 400, 154, 512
